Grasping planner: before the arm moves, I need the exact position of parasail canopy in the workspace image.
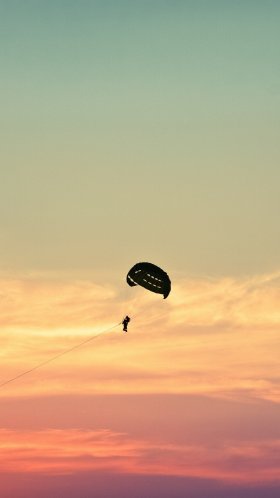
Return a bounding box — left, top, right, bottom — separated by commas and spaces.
126, 262, 171, 299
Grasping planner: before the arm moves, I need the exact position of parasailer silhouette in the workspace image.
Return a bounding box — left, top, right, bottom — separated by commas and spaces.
122, 315, 131, 332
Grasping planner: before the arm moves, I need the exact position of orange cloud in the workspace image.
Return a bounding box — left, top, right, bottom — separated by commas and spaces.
0, 272, 279, 403
0, 275, 117, 328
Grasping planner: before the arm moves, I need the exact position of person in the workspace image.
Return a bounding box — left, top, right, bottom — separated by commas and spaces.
122, 315, 131, 333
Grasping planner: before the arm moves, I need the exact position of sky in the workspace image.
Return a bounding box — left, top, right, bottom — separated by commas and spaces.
0, 1, 279, 497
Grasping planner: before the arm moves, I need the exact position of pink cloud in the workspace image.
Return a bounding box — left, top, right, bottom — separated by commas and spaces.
0, 428, 279, 484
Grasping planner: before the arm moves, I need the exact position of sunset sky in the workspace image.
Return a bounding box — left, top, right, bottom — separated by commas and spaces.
0, 1, 280, 497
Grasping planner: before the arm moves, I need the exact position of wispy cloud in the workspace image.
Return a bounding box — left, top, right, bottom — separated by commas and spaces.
0, 272, 279, 402
0, 275, 117, 328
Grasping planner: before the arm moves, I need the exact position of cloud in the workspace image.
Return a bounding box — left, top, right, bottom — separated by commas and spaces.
0, 275, 118, 328
0, 272, 279, 403
0, 428, 279, 484
170, 271, 280, 329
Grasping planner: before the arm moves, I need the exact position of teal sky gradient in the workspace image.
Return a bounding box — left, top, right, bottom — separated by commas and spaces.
1, 1, 279, 276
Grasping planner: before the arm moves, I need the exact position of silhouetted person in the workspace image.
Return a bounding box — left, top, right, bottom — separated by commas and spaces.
122, 315, 131, 333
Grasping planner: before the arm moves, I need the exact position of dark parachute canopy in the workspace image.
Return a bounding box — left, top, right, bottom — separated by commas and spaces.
126, 262, 171, 299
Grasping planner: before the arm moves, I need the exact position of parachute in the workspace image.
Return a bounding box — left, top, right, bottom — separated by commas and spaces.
126, 262, 171, 299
